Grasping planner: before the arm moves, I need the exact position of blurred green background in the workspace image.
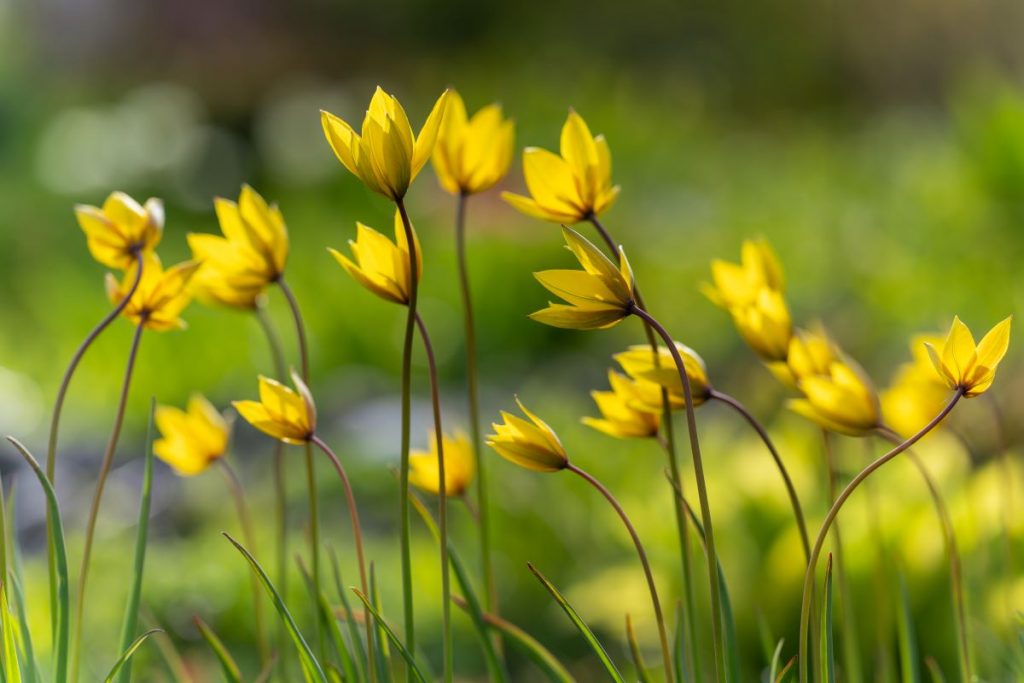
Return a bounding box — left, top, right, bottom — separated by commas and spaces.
0, 0, 1023, 680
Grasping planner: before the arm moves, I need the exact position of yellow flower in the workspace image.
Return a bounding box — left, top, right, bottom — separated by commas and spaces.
409, 430, 476, 497
328, 210, 422, 305
154, 395, 230, 476
188, 185, 289, 308
432, 90, 514, 195
105, 254, 200, 331
233, 371, 316, 445
321, 87, 449, 201
879, 334, 950, 438
767, 325, 837, 388
487, 398, 568, 472
701, 238, 784, 309
728, 288, 793, 361
582, 371, 662, 439
613, 342, 711, 409
788, 356, 881, 436
75, 192, 163, 269
530, 226, 635, 330
502, 110, 620, 223
925, 316, 1012, 398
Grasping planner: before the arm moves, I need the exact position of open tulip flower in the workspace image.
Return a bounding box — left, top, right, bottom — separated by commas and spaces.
433, 89, 515, 195
582, 370, 662, 439
727, 288, 793, 361
76, 191, 164, 270
188, 185, 289, 308
233, 371, 317, 445
409, 430, 476, 497
530, 226, 635, 330
502, 110, 620, 223
328, 210, 422, 305
105, 253, 200, 331
321, 86, 449, 201
926, 316, 1012, 397
614, 342, 712, 409
788, 355, 881, 436
488, 398, 569, 472
154, 395, 230, 476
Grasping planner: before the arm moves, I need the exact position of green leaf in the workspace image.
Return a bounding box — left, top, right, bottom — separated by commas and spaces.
820, 554, 835, 683
527, 563, 625, 683
768, 639, 784, 683
6, 438, 68, 683
7, 571, 37, 683
298, 560, 358, 683
368, 565, 390, 680
895, 571, 920, 683
194, 616, 242, 683
923, 657, 946, 683
775, 656, 796, 683
329, 550, 368, 681
0, 584, 22, 683
625, 614, 652, 683
223, 533, 326, 683
103, 629, 161, 683
352, 589, 430, 683
115, 399, 156, 683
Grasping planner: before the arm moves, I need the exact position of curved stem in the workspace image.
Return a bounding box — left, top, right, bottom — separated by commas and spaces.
877, 426, 972, 683
455, 192, 497, 623
567, 463, 673, 682
414, 312, 452, 683
396, 197, 419, 667
710, 389, 811, 563
71, 320, 144, 683
631, 304, 724, 682
219, 459, 269, 667
797, 389, 964, 683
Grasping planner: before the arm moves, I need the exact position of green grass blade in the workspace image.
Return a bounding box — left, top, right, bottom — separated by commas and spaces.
8, 571, 38, 683
820, 554, 835, 683
409, 492, 508, 682
527, 563, 625, 683
1, 584, 22, 683
298, 560, 358, 683
6, 438, 68, 683
368, 564, 391, 681
194, 616, 242, 683
769, 639, 785, 682
775, 656, 796, 683
103, 629, 160, 683
223, 533, 326, 683
328, 550, 367, 681
625, 614, 652, 683
352, 589, 430, 683
115, 399, 155, 683
673, 604, 687, 683
895, 571, 920, 683
923, 657, 946, 683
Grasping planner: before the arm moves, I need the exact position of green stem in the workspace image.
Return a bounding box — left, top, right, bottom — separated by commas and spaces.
797, 390, 964, 683
567, 463, 674, 682
710, 390, 811, 563
455, 192, 497, 623
71, 318, 144, 683
396, 197, 419, 672
631, 304, 724, 683
414, 312, 453, 682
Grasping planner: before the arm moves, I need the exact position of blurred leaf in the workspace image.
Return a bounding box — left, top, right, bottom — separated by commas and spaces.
368, 565, 391, 681
103, 629, 161, 683
768, 639, 784, 683
625, 613, 652, 683
194, 616, 242, 683
819, 554, 835, 683
352, 589, 430, 683
298, 560, 358, 683
895, 571, 920, 683
329, 550, 368, 681
0, 583, 22, 683
923, 657, 946, 683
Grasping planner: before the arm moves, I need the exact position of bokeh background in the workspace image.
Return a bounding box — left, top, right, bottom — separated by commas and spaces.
1, 0, 1023, 680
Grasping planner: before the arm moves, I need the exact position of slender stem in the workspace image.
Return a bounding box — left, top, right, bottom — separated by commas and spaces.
877, 427, 972, 683
632, 304, 725, 683
587, 214, 617, 257
71, 319, 144, 683
567, 463, 674, 682
414, 313, 453, 683
256, 301, 288, 380
219, 459, 269, 667
710, 390, 811, 562
396, 197, 419, 668
797, 389, 964, 683
455, 192, 497, 624
276, 277, 321, 657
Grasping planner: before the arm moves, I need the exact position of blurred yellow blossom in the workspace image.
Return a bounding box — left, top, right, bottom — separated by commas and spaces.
788, 356, 881, 436
926, 316, 1012, 397
767, 325, 837, 388
502, 110, 619, 223
321, 87, 449, 201
233, 371, 316, 445
433, 90, 514, 195
105, 254, 200, 331
881, 334, 950, 438
328, 210, 422, 305
613, 342, 711, 408
488, 398, 568, 472
154, 395, 229, 476
409, 430, 475, 497
701, 238, 784, 309
75, 191, 163, 270
582, 370, 662, 439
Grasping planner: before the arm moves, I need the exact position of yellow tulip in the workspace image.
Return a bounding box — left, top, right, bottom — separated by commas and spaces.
582, 371, 662, 439
105, 254, 200, 331
613, 342, 711, 409
328, 210, 422, 305
154, 395, 230, 476
188, 185, 289, 308
75, 192, 163, 270
788, 357, 881, 436
233, 371, 316, 445
321, 87, 449, 201
701, 238, 784, 309
767, 325, 837, 388
925, 316, 1012, 397
502, 110, 620, 223
432, 90, 514, 195
880, 334, 950, 438
409, 430, 476, 497
487, 398, 568, 472
728, 288, 793, 361
530, 226, 635, 330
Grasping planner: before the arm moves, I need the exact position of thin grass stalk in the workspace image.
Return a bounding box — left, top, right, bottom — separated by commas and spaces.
71, 318, 144, 683
797, 390, 964, 683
